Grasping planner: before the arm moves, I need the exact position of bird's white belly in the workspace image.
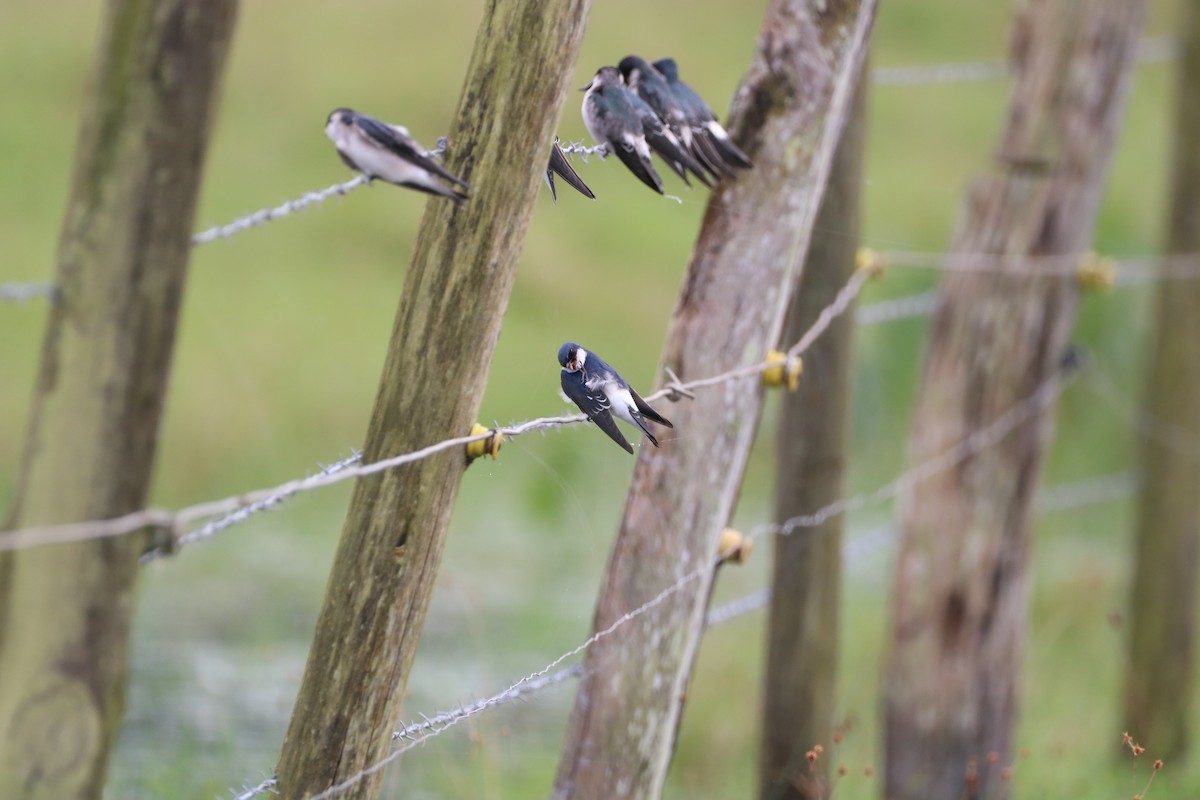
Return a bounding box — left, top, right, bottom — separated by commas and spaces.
602, 382, 638, 426
341, 138, 425, 185
582, 103, 607, 146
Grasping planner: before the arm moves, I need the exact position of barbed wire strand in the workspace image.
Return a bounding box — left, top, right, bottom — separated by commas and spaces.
1035, 469, 1140, 513
191, 176, 369, 246
856, 290, 938, 325
232, 776, 278, 800
140, 451, 363, 565
876, 250, 1200, 279
11, 248, 1198, 311
0, 282, 54, 303
871, 35, 1175, 87
254, 366, 1072, 800
703, 470, 1139, 625
0, 260, 872, 556
1085, 367, 1200, 465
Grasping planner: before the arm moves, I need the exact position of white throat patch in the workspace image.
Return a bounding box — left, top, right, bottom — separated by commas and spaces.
574, 348, 588, 370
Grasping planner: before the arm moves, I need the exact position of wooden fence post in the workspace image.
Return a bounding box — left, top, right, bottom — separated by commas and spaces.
272, 1, 592, 797
759, 70, 867, 800
0, 2, 237, 798
1122, 0, 1200, 761
552, 2, 878, 797
883, 2, 1147, 798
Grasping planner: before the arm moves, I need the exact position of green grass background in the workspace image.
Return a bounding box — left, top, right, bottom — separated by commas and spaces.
0, 0, 1196, 797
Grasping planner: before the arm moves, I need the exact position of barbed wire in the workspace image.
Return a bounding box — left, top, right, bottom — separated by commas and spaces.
0, 282, 54, 303
232, 776, 278, 800
1086, 366, 1200, 465
704, 588, 772, 627
192, 176, 368, 246
265, 364, 1073, 800
876, 250, 1200, 280
871, 35, 1176, 86
1035, 469, 1140, 513
856, 290, 938, 325
557, 140, 608, 160
140, 451, 363, 565
0, 260, 872, 557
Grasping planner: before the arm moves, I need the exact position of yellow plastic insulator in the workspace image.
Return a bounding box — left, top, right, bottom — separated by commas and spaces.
855, 246, 887, 279
465, 423, 503, 461
1076, 251, 1116, 292
761, 350, 803, 392
718, 528, 752, 564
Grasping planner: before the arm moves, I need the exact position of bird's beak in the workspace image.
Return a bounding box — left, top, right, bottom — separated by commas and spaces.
578, 81, 591, 92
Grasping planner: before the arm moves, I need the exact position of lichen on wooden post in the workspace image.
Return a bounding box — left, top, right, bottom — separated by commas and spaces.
271, 1, 592, 797
0, 2, 237, 798
551, 2, 878, 798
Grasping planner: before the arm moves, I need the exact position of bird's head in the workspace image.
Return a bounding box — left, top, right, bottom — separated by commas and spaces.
652, 58, 679, 81
618, 55, 651, 84
581, 66, 620, 92
558, 342, 587, 372
325, 107, 355, 141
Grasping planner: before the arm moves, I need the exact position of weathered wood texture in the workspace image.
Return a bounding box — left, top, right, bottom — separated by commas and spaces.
883, 2, 1146, 798
0, 2, 237, 798
1122, 0, 1200, 760
551, 3, 877, 798
759, 70, 866, 800
272, 2, 591, 797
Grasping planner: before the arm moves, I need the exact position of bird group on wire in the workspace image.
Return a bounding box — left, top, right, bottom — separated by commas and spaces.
323, 55, 753, 454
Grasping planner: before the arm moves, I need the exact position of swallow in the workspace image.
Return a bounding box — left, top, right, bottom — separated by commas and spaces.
625, 88, 714, 188
652, 57, 753, 171
325, 107, 470, 202
558, 342, 673, 454
616, 55, 721, 183
580, 67, 664, 194
545, 138, 595, 201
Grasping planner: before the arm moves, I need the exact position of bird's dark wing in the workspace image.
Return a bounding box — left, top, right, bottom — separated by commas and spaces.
547, 140, 595, 200
634, 75, 689, 130
671, 80, 718, 125
627, 93, 713, 188
692, 130, 737, 178
706, 123, 753, 170
610, 137, 664, 194
591, 88, 664, 194
630, 387, 672, 428
562, 370, 633, 454
354, 113, 472, 191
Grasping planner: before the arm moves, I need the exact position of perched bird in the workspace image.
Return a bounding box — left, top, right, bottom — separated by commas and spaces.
617, 55, 724, 182
325, 107, 470, 202
558, 342, 673, 454
624, 88, 714, 188
580, 67, 664, 194
545, 138, 595, 201
653, 57, 753, 171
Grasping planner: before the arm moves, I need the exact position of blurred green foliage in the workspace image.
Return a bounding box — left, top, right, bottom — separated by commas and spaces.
0, 0, 1197, 797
